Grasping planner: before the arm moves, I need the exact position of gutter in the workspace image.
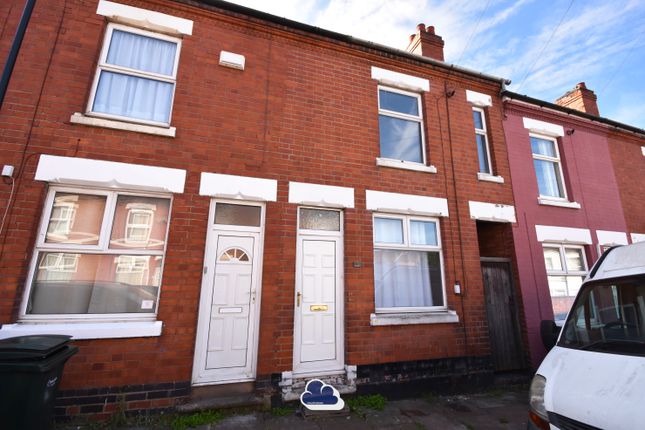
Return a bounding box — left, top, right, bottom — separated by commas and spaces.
177, 0, 511, 86
0, 0, 37, 108
502, 90, 645, 137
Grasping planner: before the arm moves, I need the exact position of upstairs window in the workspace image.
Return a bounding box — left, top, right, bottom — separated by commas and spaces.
88, 24, 181, 126
473, 107, 492, 174
531, 135, 566, 199
378, 87, 425, 164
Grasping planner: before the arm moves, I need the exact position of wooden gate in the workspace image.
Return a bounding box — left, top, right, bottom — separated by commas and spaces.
481, 258, 524, 371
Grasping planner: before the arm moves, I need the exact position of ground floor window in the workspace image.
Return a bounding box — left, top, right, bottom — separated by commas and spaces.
542, 244, 588, 322
24, 187, 171, 317
373, 214, 445, 312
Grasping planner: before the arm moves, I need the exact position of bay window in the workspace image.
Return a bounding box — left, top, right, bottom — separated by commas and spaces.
24, 187, 171, 318
373, 214, 445, 311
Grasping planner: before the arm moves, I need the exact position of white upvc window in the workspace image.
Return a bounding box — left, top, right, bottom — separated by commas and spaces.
543, 244, 588, 322
377, 86, 426, 164
473, 107, 492, 174
21, 187, 172, 320
531, 134, 567, 200
87, 23, 181, 127
373, 214, 446, 312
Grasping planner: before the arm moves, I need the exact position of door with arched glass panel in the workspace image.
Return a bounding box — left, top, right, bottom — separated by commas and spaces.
193, 202, 264, 385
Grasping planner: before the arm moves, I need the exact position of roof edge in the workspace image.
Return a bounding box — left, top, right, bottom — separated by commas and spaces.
503, 90, 645, 137
175, 0, 511, 86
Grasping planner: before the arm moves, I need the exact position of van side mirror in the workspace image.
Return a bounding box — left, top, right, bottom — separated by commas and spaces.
540, 320, 560, 351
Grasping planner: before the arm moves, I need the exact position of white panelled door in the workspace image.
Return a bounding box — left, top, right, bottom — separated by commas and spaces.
193, 201, 264, 386
294, 208, 344, 375
300, 240, 337, 362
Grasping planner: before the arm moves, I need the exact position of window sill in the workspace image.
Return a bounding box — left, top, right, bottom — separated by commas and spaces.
70, 113, 176, 137
0, 321, 163, 340
370, 310, 459, 326
477, 173, 505, 184
376, 158, 437, 174
537, 198, 581, 209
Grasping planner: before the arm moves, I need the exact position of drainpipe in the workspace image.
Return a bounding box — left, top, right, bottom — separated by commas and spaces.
0, 0, 37, 108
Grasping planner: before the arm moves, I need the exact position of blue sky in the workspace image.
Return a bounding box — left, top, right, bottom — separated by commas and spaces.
226, 0, 645, 129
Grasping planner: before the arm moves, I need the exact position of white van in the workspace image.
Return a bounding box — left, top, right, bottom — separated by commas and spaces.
528, 241, 645, 430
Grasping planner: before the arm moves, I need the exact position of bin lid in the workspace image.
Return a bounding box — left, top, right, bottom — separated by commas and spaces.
0, 335, 72, 360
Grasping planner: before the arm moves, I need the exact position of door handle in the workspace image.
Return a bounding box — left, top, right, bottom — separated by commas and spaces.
296, 292, 301, 307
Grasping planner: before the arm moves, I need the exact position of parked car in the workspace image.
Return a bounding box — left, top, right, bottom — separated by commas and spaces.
528, 241, 645, 430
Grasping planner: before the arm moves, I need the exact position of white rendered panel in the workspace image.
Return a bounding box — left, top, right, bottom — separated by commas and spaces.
371, 66, 429, 92
97, 0, 193, 35
468, 201, 516, 223
466, 90, 492, 107
366, 190, 449, 217
523, 117, 565, 137
289, 182, 354, 208
199, 172, 277, 202
35, 155, 186, 193
596, 230, 628, 246
535, 225, 592, 244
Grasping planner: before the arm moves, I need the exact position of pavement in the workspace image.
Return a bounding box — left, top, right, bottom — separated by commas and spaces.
108, 386, 529, 430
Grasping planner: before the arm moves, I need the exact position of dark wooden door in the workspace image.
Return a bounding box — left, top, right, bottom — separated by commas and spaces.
481, 260, 524, 371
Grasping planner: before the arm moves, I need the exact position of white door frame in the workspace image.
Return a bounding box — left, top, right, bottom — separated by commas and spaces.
293, 207, 345, 376
192, 199, 266, 386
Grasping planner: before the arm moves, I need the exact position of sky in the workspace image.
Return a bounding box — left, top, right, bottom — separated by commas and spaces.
224, 0, 645, 129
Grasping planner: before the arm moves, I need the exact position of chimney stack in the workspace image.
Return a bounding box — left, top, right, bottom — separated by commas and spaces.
555, 82, 599, 116
406, 23, 445, 61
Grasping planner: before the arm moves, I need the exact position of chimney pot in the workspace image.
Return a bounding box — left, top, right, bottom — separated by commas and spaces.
555, 82, 599, 116
406, 22, 445, 61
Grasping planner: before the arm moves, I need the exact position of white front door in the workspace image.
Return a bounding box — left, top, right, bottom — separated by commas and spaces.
193, 201, 264, 385
294, 208, 344, 375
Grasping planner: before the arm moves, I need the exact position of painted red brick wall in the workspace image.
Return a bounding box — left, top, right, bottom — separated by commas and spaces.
607, 130, 645, 235
0, 0, 516, 397
503, 101, 628, 367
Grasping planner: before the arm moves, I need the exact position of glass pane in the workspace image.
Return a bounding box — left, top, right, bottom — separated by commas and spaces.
543, 247, 563, 271
45, 193, 106, 245
548, 275, 568, 296
374, 250, 444, 308
28, 252, 161, 314
373, 218, 403, 244
476, 134, 491, 174
534, 159, 564, 198
565, 248, 585, 271
379, 89, 419, 116
531, 136, 557, 157
299, 208, 340, 231
472, 110, 484, 130
110, 196, 171, 251
214, 203, 261, 226
93, 71, 174, 123
107, 30, 177, 76
566, 275, 584, 296
379, 115, 423, 163
410, 220, 438, 246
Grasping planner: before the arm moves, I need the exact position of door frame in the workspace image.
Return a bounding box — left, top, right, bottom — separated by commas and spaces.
192, 199, 266, 386
292, 207, 345, 376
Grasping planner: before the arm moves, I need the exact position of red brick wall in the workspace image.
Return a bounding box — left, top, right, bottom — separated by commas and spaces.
0, 0, 515, 395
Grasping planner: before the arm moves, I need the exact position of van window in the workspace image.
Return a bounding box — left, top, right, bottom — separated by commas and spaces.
560, 276, 645, 356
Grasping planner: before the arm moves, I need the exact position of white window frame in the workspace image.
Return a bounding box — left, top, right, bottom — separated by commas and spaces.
473, 107, 493, 175
373, 213, 446, 313
86, 23, 182, 128
20, 186, 172, 322
377, 85, 427, 165
530, 133, 568, 201
543, 243, 588, 297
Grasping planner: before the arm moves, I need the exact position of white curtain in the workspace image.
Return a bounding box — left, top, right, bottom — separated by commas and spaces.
534, 159, 562, 197
93, 30, 177, 123
374, 249, 432, 308
373, 217, 403, 243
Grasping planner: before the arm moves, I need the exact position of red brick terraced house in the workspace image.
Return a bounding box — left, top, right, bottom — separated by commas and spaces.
0, 0, 527, 419
502, 84, 645, 367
